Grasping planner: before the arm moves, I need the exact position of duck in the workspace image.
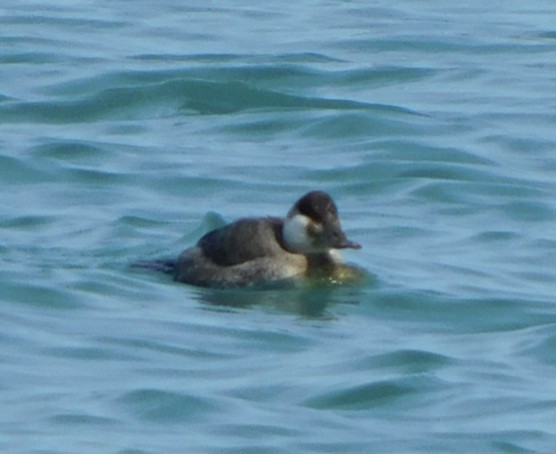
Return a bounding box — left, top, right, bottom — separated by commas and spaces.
173, 191, 361, 288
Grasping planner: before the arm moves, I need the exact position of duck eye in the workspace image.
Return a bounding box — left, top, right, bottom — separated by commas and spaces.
307, 222, 323, 236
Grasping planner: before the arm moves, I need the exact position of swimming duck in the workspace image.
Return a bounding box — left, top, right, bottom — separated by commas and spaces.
173, 191, 361, 288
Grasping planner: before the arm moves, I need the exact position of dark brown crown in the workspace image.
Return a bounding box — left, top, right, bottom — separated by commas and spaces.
294, 191, 338, 223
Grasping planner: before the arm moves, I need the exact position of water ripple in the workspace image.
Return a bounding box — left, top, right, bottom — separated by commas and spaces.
2, 2, 556, 453
304, 375, 445, 411
118, 389, 220, 423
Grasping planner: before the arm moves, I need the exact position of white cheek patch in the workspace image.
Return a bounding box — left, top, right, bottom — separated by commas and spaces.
283, 214, 315, 253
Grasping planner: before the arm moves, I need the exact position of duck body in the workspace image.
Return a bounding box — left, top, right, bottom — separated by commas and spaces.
174, 217, 308, 288
173, 191, 361, 289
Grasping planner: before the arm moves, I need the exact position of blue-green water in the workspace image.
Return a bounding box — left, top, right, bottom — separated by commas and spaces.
2, 1, 556, 452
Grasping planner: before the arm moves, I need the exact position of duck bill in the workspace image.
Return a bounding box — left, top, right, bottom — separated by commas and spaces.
332, 232, 362, 250
338, 238, 361, 250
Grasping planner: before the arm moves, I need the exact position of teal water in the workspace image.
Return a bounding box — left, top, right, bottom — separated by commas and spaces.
2, 1, 556, 452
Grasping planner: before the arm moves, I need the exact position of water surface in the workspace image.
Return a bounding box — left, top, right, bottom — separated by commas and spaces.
1, 1, 556, 453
